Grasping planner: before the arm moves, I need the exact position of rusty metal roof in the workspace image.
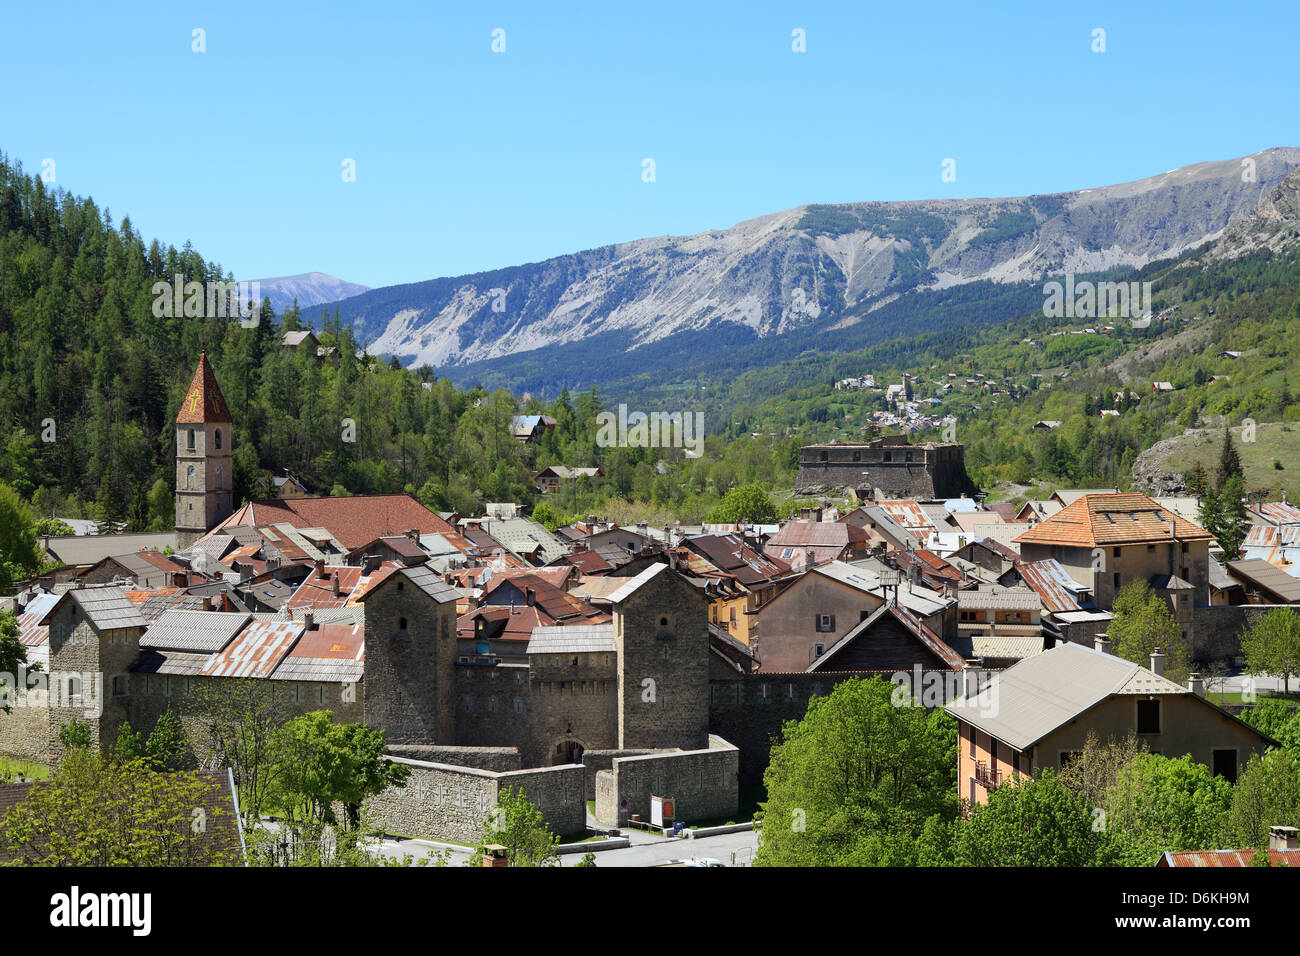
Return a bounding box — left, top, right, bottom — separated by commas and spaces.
1249, 501, 1300, 525
877, 500, 936, 532
199, 619, 304, 678
270, 622, 364, 683
1159, 849, 1300, 867
15, 593, 59, 647
1017, 559, 1088, 613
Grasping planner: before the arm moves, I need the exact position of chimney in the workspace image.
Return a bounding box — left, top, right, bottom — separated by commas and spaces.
405, 528, 419, 542
805, 548, 816, 567
1269, 825, 1299, 851
303, 610, 315, 630
172, 571, 187, 588
1187, 672, 1204, 696
314, 558, 325, 577
482, 844, 509, 867
525, 587, 535, 607
1094, 632, 1111, 655
962, 662, 982, 699
1149, 647, 1164, 677
331, 572, 341, 597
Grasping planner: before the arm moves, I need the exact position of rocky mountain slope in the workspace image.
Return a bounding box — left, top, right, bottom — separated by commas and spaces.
252, 272, 371, 313
312, 148, 1300, 386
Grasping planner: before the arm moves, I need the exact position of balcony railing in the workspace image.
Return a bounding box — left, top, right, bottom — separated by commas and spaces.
974, 761, 1001, 790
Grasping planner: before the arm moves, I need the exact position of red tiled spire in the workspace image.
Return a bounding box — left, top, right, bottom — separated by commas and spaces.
175, 353, 233, 424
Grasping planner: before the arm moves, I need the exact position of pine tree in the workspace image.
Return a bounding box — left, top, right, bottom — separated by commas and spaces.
1217, 425, 1243, 490
1197, 483, 1220, 544
1217, 473, 1251, 560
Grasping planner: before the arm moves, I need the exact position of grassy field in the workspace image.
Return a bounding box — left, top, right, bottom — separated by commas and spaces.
1150, 422, 1300, 500
0, 757, 49, 781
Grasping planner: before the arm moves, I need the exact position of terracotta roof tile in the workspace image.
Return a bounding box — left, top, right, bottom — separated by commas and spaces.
207, 494, 455, 550
1014, 493, 1212, 548
175, 353, 233, 424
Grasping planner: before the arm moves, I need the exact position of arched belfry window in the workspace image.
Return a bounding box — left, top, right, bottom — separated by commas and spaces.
214, 428, 222, 450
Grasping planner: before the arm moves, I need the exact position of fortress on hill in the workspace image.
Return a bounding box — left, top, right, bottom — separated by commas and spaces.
795, 437, 976, 499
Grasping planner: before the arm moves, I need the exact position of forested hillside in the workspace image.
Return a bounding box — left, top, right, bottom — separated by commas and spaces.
0, 154, 799, 533
5, 148, 1300, 548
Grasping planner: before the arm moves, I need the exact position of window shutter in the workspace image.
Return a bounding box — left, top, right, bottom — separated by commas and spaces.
829, 614, 836, 632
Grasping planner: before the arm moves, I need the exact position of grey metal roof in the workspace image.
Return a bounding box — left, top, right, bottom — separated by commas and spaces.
140, 610, 251, 652
470, 516, 568, 563
1226, 559, 1300, 602
288, 606, 364, 625
607, 563, 669, 604
945, 643, 1187, 750
45, 587, 147, 630
957, 587, 1042, 611
137, 591, 208, 622
182, 533, 236, 567
526, 624, 616, 655
947, 634, 1045, 661
1207, 556, 1236, 591
131, 649, 213, 676
41, 531, 180, 568
391, 564, 459, 604
269, 657, 364, 683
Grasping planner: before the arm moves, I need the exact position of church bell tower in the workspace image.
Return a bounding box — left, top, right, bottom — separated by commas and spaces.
175, 352, 234, 549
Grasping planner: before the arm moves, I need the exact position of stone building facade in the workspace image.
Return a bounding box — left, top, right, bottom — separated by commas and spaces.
174, 354, 234, 551
795, 437, 974, 498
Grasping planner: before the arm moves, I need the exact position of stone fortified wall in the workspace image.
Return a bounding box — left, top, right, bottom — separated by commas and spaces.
594, 735, 739, 826
365, 756, 587, 845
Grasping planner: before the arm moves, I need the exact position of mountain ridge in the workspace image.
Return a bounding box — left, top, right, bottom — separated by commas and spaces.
304, 148, 1300, 390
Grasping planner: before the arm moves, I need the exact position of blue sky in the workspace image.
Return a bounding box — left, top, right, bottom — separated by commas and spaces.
3, 1, 1299, 289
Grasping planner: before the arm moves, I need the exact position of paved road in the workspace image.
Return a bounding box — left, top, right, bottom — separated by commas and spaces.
374, 828, 759, 868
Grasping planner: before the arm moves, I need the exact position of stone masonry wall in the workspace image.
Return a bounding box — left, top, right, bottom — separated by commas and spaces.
362, 578, 456, 745
580, 747, 675, 800
708, 671, 938, 785
1191, 604, 1300, 662
594, 735, 739, 826
616, 569, 710, 751
365, 757, 587, 844
453, 663, 617, 769
385, 744, 521, 772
